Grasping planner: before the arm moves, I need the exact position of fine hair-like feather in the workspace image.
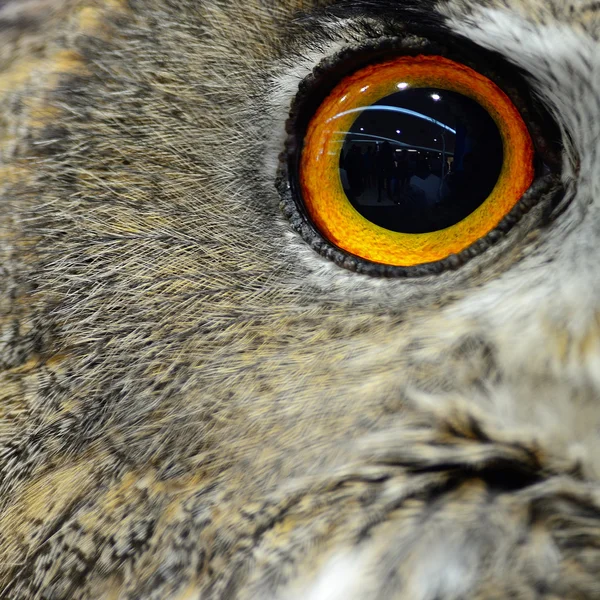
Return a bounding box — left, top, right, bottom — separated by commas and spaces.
0, 0, 599, 598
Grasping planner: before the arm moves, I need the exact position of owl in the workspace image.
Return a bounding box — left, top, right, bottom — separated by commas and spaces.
0, 0, 599, 598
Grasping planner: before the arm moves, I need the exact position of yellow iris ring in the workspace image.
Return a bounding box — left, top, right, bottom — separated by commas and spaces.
299, 55, 535, 266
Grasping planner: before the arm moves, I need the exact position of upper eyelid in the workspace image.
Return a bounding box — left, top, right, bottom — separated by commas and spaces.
267, 26, 473, 184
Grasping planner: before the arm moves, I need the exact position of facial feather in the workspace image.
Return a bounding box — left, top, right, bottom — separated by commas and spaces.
0, 0, 599, 598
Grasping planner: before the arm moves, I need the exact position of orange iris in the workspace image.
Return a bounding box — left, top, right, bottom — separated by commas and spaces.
299, 55, 535, 267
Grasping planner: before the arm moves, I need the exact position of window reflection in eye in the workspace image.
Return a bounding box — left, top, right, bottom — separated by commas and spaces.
337, 88, 504, 234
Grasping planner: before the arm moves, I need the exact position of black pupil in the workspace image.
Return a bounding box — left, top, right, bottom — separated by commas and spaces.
339, 87, 504, 233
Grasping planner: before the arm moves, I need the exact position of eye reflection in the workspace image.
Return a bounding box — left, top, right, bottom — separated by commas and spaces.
337, 88, 503, 234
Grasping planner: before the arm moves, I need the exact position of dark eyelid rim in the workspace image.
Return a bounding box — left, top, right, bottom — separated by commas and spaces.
277, 31, 563, 278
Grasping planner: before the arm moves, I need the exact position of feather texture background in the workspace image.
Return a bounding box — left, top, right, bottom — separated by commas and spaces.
0, 0, 599, 597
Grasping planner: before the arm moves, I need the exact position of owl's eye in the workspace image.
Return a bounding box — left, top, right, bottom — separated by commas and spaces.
297, 55, 535, 267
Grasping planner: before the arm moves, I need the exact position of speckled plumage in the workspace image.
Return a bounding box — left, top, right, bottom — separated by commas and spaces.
1, 0, 599, 598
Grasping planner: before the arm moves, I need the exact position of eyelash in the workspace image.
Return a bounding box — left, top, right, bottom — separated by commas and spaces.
277, 34, 563, 278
